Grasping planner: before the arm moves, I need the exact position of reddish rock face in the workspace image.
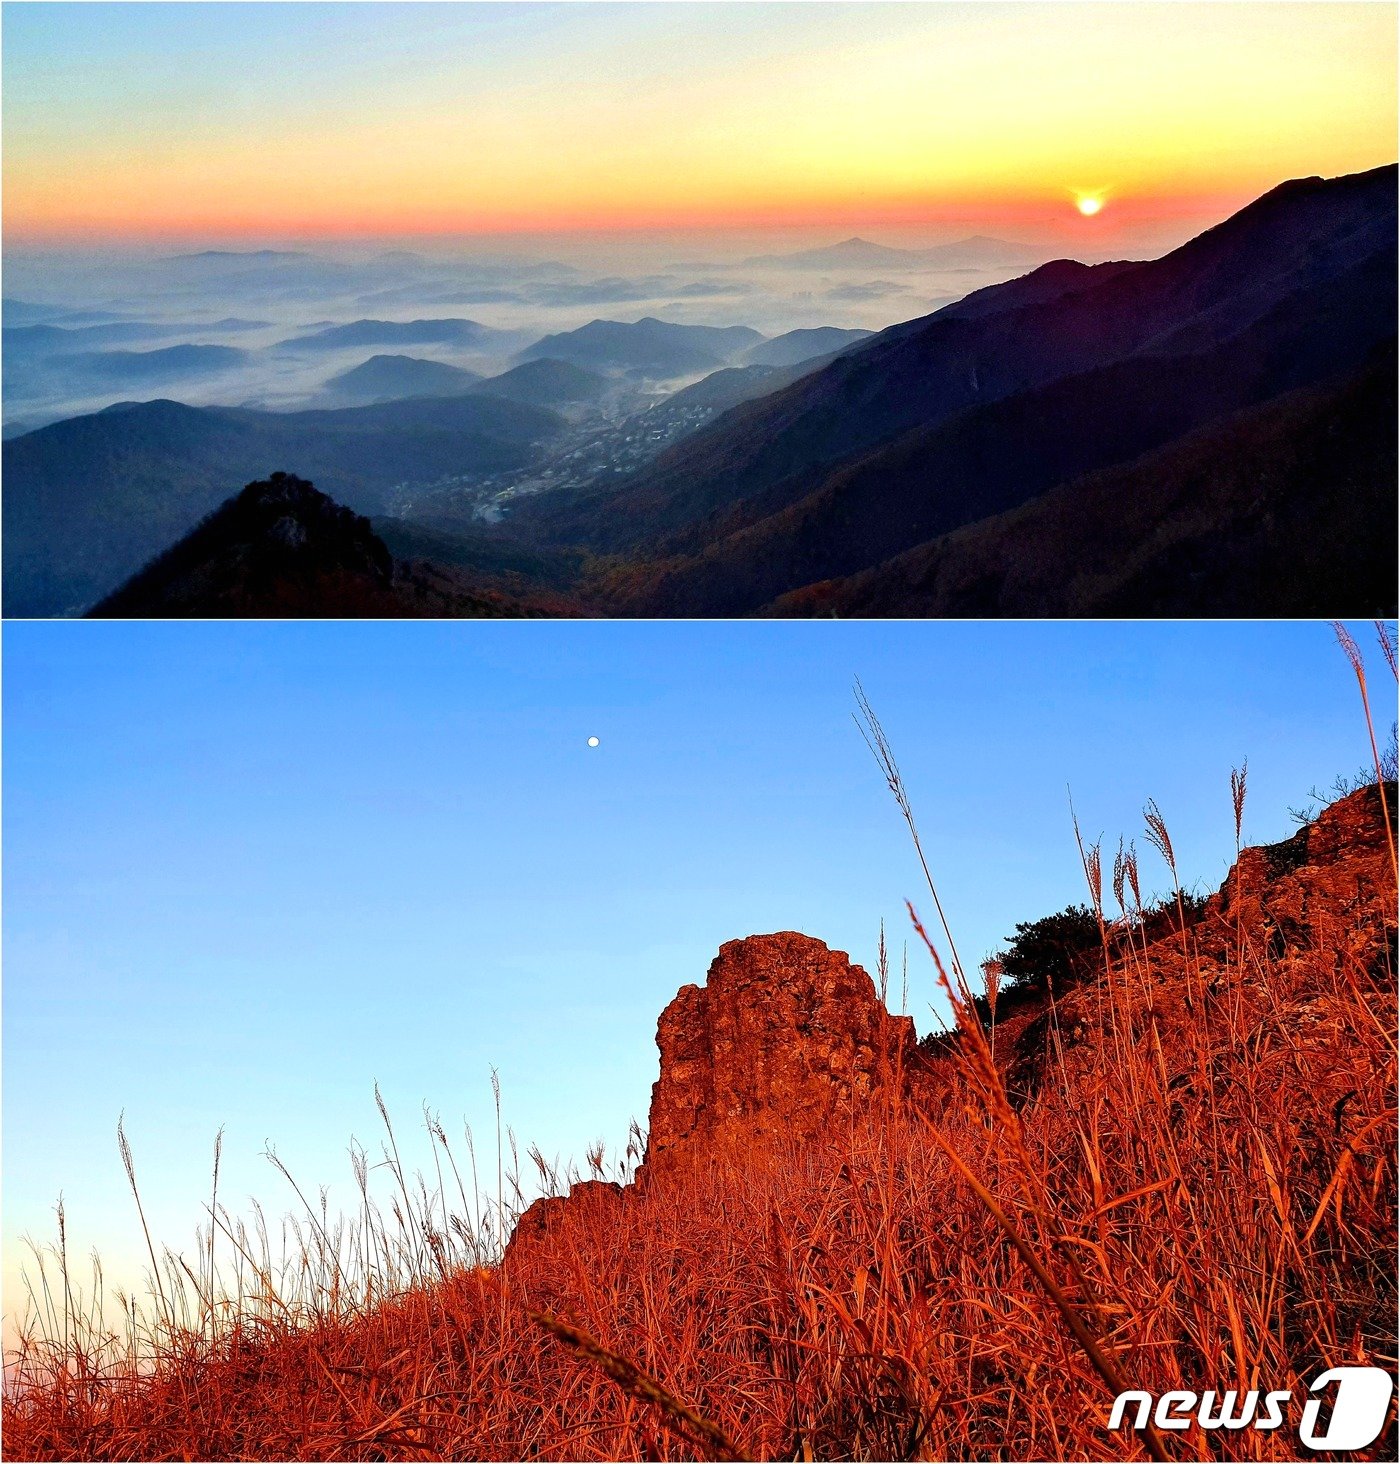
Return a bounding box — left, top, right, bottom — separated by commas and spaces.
1210, 782, 1394, 939
503, 790, 1393, 1267
642, 931, 919, 1175
506, 1178, 626, 1266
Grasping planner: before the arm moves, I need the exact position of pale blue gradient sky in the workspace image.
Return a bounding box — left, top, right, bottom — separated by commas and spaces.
2, 619, 1390, 1341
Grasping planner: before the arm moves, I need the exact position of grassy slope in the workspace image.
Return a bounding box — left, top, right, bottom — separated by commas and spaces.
4, 782, 1395, 1461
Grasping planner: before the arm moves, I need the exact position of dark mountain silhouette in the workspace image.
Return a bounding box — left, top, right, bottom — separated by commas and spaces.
655, 364, 780, 412
741, 326, 873, 367
766, 347, 1396, 617
3, 394, 566, 616
278, 317, 508, 351
89, 473, 583, 618
468, 357, 610, 408
517, 317, 764, 376
742, 234, 1046, 270
933, 258, 1140, 321
509, 165, 1396, 615
372, 515, 588, 594
323, 354, 484, 403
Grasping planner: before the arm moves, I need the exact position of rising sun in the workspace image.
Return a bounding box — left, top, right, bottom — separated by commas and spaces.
1076, 193, 1104, 217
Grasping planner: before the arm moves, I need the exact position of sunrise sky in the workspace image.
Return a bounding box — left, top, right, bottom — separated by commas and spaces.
3, 1, 1396, 248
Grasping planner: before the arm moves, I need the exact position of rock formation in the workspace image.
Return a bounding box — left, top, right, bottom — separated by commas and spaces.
506, 785, 1395, 1259
1212, 781, 1394, 941
643, 931, 921, 1176
505, 932, 923, 1259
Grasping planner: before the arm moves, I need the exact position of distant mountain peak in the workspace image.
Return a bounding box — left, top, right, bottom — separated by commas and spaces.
168, 249, 310, 262
742, 234, 1048, 271
323, 353, 482, 403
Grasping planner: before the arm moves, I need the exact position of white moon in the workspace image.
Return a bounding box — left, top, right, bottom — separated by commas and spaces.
587, 736, 600, 747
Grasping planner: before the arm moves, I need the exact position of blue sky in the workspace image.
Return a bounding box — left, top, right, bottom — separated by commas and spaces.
2, 619, 1389, 1333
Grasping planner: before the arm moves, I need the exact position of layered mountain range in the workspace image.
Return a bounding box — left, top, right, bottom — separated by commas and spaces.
7, 165, 1395, 618
519, 164, 1396, 615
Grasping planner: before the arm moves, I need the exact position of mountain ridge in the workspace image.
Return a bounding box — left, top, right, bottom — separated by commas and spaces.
2, 393, 567, 616
88, 472, 583, 618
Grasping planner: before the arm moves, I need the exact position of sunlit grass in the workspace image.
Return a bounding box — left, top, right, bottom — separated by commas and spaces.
4, 632, 1396, 1461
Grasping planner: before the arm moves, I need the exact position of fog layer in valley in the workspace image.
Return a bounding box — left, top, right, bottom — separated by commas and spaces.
1, 231, 1066, 435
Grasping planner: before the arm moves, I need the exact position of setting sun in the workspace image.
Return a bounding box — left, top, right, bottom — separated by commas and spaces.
1076, 193, 1104, 216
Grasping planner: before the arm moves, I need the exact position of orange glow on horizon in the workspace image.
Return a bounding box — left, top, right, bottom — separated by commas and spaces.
0, 179, 1336, 251
3, 3, 1393, 250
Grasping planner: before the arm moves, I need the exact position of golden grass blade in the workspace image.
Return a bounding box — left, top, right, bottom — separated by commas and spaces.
531, 1311, 745, 1461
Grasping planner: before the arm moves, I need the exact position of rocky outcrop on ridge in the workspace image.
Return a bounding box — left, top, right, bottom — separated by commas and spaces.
506, 785, 1395, 1257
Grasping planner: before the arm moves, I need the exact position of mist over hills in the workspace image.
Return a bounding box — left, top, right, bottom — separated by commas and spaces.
322, 354, 484, 404
6, 319, 266, 350
516, 318, 764, 376
278, 318, 517, 351
0, 222, 1028, 432
5, 166, 1395, 617
62, 343, 251, 382
319, 352, 613, 411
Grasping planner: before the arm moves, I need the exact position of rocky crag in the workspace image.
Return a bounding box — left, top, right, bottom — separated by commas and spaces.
644, 931, 925, 1175
507, 784, 1395, 1256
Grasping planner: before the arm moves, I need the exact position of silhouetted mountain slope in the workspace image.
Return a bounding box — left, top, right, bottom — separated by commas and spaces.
520, 165, 1395, 560
741, 327, 873, 367
934, 258, 1139, 321
3, 394, 566, 616
89, 473, 583, 618
648, 354, 850, 420
468, 357, 609, 407
656, 364, 780, 412
372, 516, 588, 592
768, 347, 1396, 618
323, 354, 483, 402
587, 244, 1396, 613
517, 317, 763, 376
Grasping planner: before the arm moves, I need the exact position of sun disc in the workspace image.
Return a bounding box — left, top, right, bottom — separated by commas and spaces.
1076, 194, 1103, 217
